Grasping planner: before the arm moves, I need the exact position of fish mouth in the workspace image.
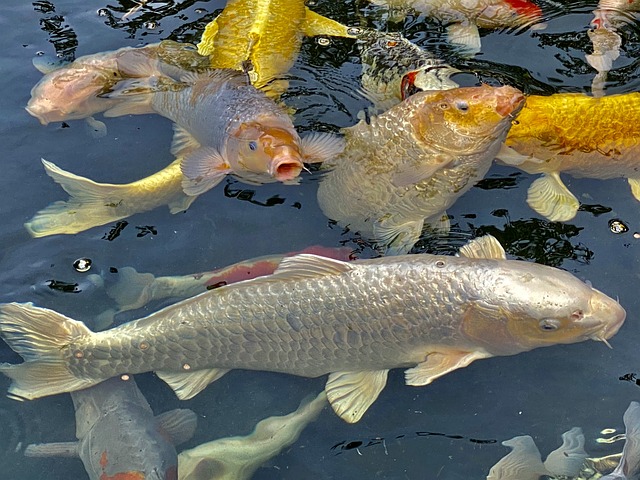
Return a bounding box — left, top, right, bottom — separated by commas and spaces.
494, 86, 525, 118
587, 288, 626, 343
270, 157, 304, 182
25, 105, 53, 125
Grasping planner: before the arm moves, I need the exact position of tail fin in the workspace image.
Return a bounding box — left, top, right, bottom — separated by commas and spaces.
0, 303, 98, 400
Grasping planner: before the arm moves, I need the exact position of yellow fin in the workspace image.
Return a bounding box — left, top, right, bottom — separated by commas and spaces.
272, 253, 353, 279
156, 368, 230, 400
458, 234, 506, 260
404, 350, 489, 386
628, 178, 640, 201
302, 9, 354, 38
325, 370, 389, 423
526, 172, 579, 222
196, 16, 220, 56
543, 427, 588, 477
487, 436, 548, 480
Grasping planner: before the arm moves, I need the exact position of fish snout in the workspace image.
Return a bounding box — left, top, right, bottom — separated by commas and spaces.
269, 148, 304, 182
493, 86, 525, 118
25, 103, 55, 125
587, 289, 626, 341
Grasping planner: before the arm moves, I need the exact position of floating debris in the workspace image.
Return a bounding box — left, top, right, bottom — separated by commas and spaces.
609, 219, 629, 234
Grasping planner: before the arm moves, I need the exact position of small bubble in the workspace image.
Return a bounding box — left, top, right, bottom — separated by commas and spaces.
139, 341, 149, 350
634, 232, 640, 239
120, 374, 130, 381
144, 21, 157, 30
316, 37, 330, 46
35, 51, 45, 57
73, 350, 84, 359
183, 363, 191, 370
347, 27, 363, 35
73, 258, 92, 273
609, 219, 629, 234
194, 8, 205, 13
97, 8, 109, 16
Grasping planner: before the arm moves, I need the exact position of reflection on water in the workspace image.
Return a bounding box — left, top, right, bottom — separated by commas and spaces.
33, 0, 78, 61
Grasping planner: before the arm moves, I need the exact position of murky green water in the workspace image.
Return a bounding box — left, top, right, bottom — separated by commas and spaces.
0, 0, 639, 478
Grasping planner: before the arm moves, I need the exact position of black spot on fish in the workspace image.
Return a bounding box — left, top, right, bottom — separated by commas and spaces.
109, 267, 118, 273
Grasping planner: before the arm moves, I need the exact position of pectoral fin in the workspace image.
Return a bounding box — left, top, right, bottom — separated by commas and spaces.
303, 9, 354, 38
156, 408, 198, 446
487, 436, 548, 480
325, 370, 389, 423
85, 116, 107, 138
495, 144, 541, 166
446, 22, 481, 57
196, 16, 220, 56
628, 178, 640, 201
374, 218, 424, 256
391, 154, 454, 188
526, 173, 579, 222
458, 234, 506, 260
24, 442, 80, 458
300, 132, 345, 164
171, 124, 202, 158
543, 427, 588, 477
156, 368, 230, 400
404, 350, 489, 386
180, 147, 232, 196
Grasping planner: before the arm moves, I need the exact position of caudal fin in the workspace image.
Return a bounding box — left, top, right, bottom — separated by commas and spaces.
0, 303, 98, 400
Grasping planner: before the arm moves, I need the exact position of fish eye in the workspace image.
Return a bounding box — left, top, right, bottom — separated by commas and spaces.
455, 101, 469, 112
539, 319, 561, 331
248, 141, 258, 151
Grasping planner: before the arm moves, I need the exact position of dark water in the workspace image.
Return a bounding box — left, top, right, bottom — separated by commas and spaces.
0, 0, 639, 478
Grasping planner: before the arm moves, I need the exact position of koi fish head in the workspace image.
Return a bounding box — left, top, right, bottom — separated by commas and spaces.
229, 121, 305, 183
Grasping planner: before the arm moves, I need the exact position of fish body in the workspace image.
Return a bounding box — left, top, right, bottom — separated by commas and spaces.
0, 236, 625, 424
105, 69, 343, 195
24, 377, 197, 480
498, 92, 640, 221
367, 0, 544, 55
317, 84, 524, 254
197, 0, 356, 96
357, 30, 460, 111
26, 41, 209, 126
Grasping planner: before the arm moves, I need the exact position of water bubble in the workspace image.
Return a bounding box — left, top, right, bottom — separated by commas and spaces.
35, 51, 45, 57
73, 258, 92, 272
608, 219, 629, 234
316, 37, 331, 46
347, 27, 363, 35
144, 21, 157, 30
97, 8, 109, 17
194, 8, 205, 13
634, 232, 640, 239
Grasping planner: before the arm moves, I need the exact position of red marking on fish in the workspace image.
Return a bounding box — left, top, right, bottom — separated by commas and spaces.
504, 0, 543, 19
100, 451, 109, 468
401, 71, 418, 101
99, 472, 145, 480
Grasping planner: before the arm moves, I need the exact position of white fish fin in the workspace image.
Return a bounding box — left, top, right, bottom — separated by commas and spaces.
302, 8, 354, 38
0, 302, 98, 400
628, 178, 640, 201
156, 408, 198, 446
156, 368, 230, 400
487, 436, 548, 480
180, 69, 248, 87
171, 123, 201, 158
543, 427, 588, 477
196, 15, 220, 56
374, 219, 423, 255
31, 56, 67, 74
325, 370, 389, 424
167, 194, 198, 214
446, 22, 481, 57
391, 154, 454, 188
457, 234, 506, 260
273, 253, 353, 279
180, 147, 232, 196
424, 212, 450, 234
495, 144, 541, 166
404, 350, 489, 386
102, 92, 155, 117
527, 173, 579, 222
24, 442, 80, 458
84, 116, 107, 138
103, 266, 156, 312
300, 132, 345, 164
613, 401, 640, 478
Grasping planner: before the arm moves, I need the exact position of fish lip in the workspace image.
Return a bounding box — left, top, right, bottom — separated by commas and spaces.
494, 87, 525, 117
588, 289, 626, 342
24, 105, 52, 125
270, 157, 304, 181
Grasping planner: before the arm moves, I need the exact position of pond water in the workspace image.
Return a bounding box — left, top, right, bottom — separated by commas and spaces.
0, 0, 639, 478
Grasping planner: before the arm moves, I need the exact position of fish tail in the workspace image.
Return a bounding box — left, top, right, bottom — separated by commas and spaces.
0, 302, 97, 400
24, 159, 133, 237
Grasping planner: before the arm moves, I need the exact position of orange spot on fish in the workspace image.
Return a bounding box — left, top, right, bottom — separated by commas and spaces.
99, 472, 145, 480
100, 451, 109, 468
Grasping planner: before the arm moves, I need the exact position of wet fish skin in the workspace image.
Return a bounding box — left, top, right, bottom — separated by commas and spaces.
497, 92, 640, 222
0, 236, 625, 424
24, 377, 197, 480
317, 84, 524, 254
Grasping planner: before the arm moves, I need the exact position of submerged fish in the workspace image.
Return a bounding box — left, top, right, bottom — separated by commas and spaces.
317, 84, 524, 255
179, 391, 326, 480
0, 235, 625, 424
24, 158, 193, 238
366, 0, 544, 55
104, 69, 343, 195
497, 92, 640, 222
26, 40, 209, 134
357, 29, 460, 111
601, 401, 640, 480
197, 0, 357, 97
487, 427, 588, 479
24, 377, 197, 480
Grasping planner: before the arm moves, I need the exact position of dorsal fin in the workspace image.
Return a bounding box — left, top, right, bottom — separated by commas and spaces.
458, 235, 506, 260
272, 254, 354, 280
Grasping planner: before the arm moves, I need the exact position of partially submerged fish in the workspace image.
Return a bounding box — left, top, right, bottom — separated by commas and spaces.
317, 84, 524, 255
601, 401, 640, 480
357, 29, 460, 111
26, 40, 209, 135
104, 69, 344, 195
366, 0, 544, 55
24, 377, 197, 480
487, 427, 588, 479
24, 158, 193, 238
179, 391, 326, 480
497, 92, 640, 222
197, 0, 357, 97
0, 235, 625, 424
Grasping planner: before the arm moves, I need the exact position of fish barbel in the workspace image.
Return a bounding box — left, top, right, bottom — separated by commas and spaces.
104, 69, 343, 195
497, 92, 640, 222
317, 84, 524, 255
0, 235, 625, 424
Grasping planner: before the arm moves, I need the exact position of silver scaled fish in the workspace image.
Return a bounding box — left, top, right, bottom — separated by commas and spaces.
0, 235, 625, 424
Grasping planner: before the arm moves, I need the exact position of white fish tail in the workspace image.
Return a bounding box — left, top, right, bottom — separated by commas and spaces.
0, 302, 97, 400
